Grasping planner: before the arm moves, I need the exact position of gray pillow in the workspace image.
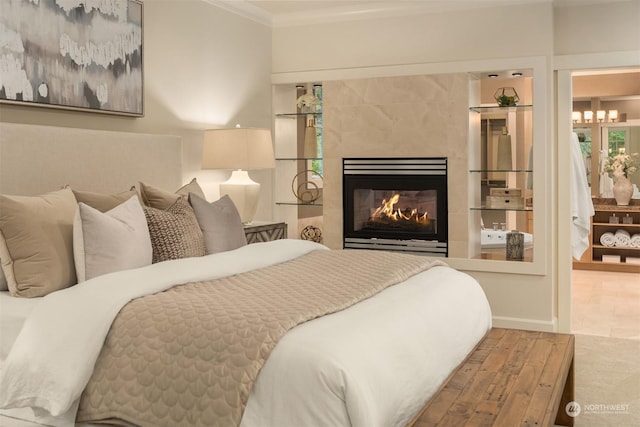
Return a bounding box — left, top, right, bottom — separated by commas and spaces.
188, 193, 247, 254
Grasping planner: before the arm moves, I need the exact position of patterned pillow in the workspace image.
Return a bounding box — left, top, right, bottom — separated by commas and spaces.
144, 197, 206, 263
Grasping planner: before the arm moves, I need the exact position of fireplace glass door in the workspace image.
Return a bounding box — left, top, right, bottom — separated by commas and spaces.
343, 158, 448, 255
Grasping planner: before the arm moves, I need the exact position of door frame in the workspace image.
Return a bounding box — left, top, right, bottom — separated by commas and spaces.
555, 50, 640, 333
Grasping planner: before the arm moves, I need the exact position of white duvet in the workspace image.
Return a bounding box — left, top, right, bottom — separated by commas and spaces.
0, 240, 491, 427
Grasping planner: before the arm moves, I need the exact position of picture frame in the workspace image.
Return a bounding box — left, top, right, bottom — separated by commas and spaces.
0, 0, 144, 117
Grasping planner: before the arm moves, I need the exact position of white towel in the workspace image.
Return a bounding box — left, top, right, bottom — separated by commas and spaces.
629, 234, 640, 248
615, 229, 631, 247
600, 232, 616, 247
571, 132, 594, 259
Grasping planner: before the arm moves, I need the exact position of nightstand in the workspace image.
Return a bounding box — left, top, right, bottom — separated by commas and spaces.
244, 221, 287, 243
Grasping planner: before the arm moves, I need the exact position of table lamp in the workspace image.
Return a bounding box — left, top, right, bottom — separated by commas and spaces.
202, 127, 274, 224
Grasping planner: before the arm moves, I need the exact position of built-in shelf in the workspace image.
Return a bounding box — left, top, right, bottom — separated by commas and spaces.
593, 222, 640, 228
471, 206, 533, 212
469, 105, 533, 114
275, 157, 322, 161
472, 247, 534, 262
275, 201, 323, 206
592, 245, 640, 251
275, 112, 322, 119
470, 169, 533, 173
573, 204, 640, 273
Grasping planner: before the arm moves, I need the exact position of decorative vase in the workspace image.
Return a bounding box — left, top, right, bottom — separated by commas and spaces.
506, 230, 524, 260
303, 115, 318, 158
613, 176, 633, 206
496, 126, 513, 170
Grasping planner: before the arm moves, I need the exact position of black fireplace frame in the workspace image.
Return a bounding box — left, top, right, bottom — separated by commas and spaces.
343, 157, 448, 256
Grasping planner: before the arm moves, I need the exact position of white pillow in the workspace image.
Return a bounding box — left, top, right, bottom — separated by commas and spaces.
73, 196, 152, 282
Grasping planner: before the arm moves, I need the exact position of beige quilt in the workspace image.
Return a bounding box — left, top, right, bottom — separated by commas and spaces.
76, 249, 445, 426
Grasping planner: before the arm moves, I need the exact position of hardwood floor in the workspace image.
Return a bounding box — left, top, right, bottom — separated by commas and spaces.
572, 269, 640, 340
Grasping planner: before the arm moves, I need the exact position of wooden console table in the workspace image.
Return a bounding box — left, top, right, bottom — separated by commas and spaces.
410, 328, 575, 427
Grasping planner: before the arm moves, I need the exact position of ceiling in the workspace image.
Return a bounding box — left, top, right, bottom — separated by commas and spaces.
213, 0, 616, 26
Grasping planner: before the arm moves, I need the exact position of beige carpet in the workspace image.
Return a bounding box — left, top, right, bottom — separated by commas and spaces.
573, 334, 640, 426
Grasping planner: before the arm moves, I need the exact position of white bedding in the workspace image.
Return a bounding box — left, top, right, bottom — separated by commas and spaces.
0, 292, 40, 364
0, 240, 491, 427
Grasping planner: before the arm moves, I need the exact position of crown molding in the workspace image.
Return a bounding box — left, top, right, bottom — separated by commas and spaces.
207, 0, 626, 28
209, 0, 555, 28
269, 0, 550, 27
204, 0, 272, 26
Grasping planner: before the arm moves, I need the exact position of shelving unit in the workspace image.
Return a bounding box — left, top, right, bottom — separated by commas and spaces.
273, 84, 324, 239
573, 204, 640, 273
469, 103, 534, 262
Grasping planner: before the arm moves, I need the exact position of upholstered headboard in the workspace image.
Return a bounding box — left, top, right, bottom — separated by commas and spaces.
0, 123, 182, 196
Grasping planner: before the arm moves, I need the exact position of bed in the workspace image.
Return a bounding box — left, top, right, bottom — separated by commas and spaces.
0, 124, 492, 427
0, 240, 491, 427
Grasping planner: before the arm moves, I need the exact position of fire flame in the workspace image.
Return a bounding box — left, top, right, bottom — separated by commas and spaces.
370, 194, 430, 224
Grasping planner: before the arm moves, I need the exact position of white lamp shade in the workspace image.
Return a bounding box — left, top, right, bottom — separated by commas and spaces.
596, 110, 606, 121
202, 128, 275, 170
609, 110, 618, 121
584, 111, 593, 122
201, 127, 274, 224
571, 111, 582, 122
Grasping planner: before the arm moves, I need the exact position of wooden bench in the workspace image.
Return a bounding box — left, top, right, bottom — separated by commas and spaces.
409, 328, 575, 427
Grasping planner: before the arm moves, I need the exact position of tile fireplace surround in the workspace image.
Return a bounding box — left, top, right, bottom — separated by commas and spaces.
321, 73, 471, 258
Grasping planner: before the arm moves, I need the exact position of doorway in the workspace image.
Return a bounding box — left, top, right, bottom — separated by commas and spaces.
569, 68, 640, 339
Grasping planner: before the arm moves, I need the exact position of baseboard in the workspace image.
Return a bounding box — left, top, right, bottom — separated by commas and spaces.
492, 315, 558, 332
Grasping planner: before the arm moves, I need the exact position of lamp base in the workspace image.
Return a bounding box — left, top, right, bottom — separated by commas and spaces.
219, 170, 260, 224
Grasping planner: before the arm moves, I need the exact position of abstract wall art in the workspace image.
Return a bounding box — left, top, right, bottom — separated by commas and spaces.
0, 0, 143, 116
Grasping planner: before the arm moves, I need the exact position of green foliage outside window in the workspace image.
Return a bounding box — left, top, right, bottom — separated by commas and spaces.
311, 84, 323, 178
607, 130, 626, 157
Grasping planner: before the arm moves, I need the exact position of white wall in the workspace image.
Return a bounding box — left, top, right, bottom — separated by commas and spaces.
270, 1, 640, 332
0, 0, 275, 220
554, 0, 640, 55
273, 3, 554, 76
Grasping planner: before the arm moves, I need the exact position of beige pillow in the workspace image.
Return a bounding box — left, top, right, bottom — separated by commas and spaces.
0, 188, 77, 297
74, 196, 152, 282
73, 187, 139, 213
189, 193, 247, 254
144, 197, 206, 263
0, 264, 7, 291
139, 178, 205, 210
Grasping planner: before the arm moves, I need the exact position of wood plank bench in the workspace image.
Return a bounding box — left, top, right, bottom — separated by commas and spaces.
409, 328, 575, 427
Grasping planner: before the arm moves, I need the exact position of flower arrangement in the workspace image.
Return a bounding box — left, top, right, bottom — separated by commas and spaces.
296, 93, 320, 111
604, 151, 639, 180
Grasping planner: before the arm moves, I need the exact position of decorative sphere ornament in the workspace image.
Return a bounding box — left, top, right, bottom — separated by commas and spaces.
291, 170, 322, 203
300, 225, 323, 243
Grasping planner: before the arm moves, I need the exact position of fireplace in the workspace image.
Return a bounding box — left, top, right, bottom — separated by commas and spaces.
343, 158, 448, 256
